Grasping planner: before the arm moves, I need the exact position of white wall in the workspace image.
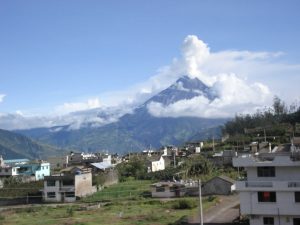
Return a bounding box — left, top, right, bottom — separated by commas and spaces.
247, 167, 300, 181
239, 191, 300, 215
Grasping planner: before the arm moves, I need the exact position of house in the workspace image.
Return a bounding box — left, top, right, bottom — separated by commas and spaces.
0, 156, 50, 181
211, 150, 237, 166
47, 156, 69, 170
18, 161, 51, 181
146, 154, 165, 173
201, 175, 235, 196
68, 152, 99, 165
233, 143, 300, 225
151, 182, 186, 198
43, 168, 95, 203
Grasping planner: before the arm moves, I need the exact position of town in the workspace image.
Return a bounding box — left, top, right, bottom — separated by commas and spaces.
0, 118, 300, 225
0, 1, 299, 224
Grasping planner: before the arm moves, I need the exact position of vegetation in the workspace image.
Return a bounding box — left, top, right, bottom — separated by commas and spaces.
222, 96, 300, 143
116, 156, 148, 180
83, 179, 152, 202
0, 196, 217, 225
0, 128, 67, 159
0, 178, 43, 198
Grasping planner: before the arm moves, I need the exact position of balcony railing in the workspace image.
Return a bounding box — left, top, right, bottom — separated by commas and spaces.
245, 181, 273, 188
236, 180, 300, 191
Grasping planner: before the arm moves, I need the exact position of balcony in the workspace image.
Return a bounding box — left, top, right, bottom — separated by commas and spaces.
236, 180, 300, 191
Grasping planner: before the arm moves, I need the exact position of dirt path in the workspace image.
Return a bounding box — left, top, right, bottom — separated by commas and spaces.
188, 194, 240, 224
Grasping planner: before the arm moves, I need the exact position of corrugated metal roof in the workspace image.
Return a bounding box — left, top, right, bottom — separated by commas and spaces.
90, 162, 112, 170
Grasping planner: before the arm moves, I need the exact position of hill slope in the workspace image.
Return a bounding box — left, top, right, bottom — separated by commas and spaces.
0, 129, 66, 159
16, 76, 228, 153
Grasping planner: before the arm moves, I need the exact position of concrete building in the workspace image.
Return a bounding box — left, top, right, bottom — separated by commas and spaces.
0, 156, 50, 181
43, 168, 95, 203
233, 145, 300, 225
151, 182, 186, 198
202, 175, 235, 196
47, 156, 69, 170
146, 154, 165, 173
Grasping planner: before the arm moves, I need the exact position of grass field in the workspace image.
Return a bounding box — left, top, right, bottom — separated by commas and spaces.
0, 180, 217, 225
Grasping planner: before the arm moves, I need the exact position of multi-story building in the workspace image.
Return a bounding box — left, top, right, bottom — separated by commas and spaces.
233, 145, 300, 225
43, 168, 95, 202
0, 156, 50, 181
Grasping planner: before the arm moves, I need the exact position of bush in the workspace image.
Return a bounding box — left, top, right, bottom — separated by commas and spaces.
172, 199, 197, 210
66, 207, 74, 217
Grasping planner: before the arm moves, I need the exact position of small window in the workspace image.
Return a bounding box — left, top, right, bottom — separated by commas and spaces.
294, 218, 300, 225
5, 169, 8, 173
295, 192, 300, 202
258, 192, 276, 202
62, 179, 75, 186
47, 192, 56, 198
170, 187, 176, 192
65, 192, 75, 197
156, 187, 165, 192
257, 167, 275, 177
263, 217, 274, 225
47, 180, 56, 186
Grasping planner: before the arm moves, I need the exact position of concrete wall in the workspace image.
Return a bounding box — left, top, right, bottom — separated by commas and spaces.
250, 215, 300, 225
75, 173, 94, 197
151, 186, 185, 198
202, 178, 232, 196
151, 157, 165, 172
247, 167, 300, 181
239, 191, 300, 216
35, 163, 50, 181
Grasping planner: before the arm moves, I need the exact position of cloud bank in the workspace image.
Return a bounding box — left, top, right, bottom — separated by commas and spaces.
146, 35, 272, 118
1, 35, 299, 130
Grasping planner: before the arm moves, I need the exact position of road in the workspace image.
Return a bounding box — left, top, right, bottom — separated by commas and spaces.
188, 194, 240, 225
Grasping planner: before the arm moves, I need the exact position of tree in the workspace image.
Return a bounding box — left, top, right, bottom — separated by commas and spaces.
273, 96, 287, 116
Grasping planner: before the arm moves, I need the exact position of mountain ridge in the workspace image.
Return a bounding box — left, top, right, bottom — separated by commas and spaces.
15, 76, 228, 154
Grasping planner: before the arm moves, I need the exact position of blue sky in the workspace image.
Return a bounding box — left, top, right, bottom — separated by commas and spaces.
0, 0, 300, 116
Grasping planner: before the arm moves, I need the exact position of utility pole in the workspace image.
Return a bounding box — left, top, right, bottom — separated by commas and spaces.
198, 180, 203, 225
264, 128, 267, 142
173, 150, 176, 168
212, 136, 215, 152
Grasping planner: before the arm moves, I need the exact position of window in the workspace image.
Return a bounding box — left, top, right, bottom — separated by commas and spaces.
62, 179, 74, 186
258, 192, 276, 202
47, 192, 56, 198
294, 218, 300, 225
5, 169, 8, 173
263, 217, 274, 225
156, 187, 165, 192
47, 180, 56, 186
170, 187, 176, 192
295, 192, 300, 202
257, 167, 275, 177
65, 192, 75, 197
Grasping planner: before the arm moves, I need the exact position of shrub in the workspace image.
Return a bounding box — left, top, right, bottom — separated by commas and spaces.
172, 199, 197, 210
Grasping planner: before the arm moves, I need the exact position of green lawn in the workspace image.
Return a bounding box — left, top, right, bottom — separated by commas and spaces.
83, 179, 153, 202
0, 180, 218, 225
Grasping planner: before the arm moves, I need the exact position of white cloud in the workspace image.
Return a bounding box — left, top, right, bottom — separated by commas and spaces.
0, 94, 6, 103
146, 35, 276, 118
1, 35, 299, 130
55, 98, 101, 114
147, 73, 272, 118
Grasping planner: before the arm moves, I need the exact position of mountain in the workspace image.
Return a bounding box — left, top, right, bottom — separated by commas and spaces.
16, 76, 228, 153
145, 75, 217, 105
0, 129, 67, 159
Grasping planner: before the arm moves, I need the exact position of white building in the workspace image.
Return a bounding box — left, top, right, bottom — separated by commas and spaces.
233, 146, 300, 225
147, 155, 165, 173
